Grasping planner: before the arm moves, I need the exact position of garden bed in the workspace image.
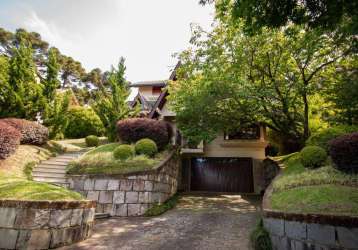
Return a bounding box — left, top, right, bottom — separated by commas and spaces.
67, 143, 171, 175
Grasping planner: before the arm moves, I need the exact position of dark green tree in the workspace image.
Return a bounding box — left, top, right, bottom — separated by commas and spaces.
43, 47, 60, 100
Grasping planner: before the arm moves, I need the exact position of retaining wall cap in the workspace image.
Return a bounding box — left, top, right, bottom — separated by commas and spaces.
0, 199, 96, 209
263, 209, 358, 227
67, 150, 177, 179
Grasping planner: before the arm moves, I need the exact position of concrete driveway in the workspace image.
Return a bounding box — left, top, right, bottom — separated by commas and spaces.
61, 194, 262, 250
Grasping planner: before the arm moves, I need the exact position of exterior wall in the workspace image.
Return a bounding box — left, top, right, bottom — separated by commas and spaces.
67, 151, 180, 217
0, 200, 95, 249
263, 213, 358, 250
203, 129, 268, 159
138, 86, 160, 100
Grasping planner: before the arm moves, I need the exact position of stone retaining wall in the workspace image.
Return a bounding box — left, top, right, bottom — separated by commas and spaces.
0, 200, 96, 249
67, 151, 180, 217
263, 210, 358, 250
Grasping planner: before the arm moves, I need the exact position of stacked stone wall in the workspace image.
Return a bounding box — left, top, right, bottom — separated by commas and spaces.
67, 151, 180, 216
0, 200, 95, 249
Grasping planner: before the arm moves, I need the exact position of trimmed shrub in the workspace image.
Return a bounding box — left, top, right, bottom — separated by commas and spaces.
117, 118, 170, 149
329, 132, 358, 173
306, 125, 358, 152
1, 118, 49, 145
85, 135, 99, 147
64, 107, 104, 139
113, 144, 135, 160
135, 138, 158, 157
300, 146, 327, 169
0, 121, 21, 159
250, 219, 272, 250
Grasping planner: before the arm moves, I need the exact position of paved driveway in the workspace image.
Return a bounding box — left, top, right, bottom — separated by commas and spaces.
62, 194, 262, 250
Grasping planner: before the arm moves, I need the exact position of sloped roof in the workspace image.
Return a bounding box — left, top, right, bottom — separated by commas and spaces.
129, 80, 167, 87
131, 93, 158, 111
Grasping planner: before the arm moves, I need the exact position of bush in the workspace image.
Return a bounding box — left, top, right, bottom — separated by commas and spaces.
329, 132, 358, 173
1, 118, 49, 145
300, 146, 327, 169
64, 107, 104, 139
113, 144, 135, 161
0, 121, 21, 159
250, 219, 272, 250
85, 135, 99, 147
306, 125, 358, 152
117, 118, 170, 149
135, 138, 158, 157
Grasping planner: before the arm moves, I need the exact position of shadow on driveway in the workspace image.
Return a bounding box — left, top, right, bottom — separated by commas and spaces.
61, 193, 262, 250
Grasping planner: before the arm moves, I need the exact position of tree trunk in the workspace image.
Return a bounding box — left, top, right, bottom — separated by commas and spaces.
303, 91, 310, 140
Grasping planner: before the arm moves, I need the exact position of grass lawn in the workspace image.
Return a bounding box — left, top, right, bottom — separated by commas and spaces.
0, 139, 90, 201
67, 143, 171, 175
51, 137, 108, 152
270, 153, 358, 215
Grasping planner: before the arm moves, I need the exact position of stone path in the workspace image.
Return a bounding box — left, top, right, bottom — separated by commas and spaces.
32, 149, 88, 187
61, 193, 262, 250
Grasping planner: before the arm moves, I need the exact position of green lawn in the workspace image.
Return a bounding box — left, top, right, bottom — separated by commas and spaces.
67, 143, 171, 175
270, 153, 358, 215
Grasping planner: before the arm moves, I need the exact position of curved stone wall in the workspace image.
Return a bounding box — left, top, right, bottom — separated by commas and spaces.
67, 151, 180, 216
0, 200, 96, 249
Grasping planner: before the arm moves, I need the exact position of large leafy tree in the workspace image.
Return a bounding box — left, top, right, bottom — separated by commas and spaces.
43, 47, 61, 100
92, 58, 138, 141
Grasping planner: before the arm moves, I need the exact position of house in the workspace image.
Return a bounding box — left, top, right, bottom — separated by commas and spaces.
131, 64, 268, 194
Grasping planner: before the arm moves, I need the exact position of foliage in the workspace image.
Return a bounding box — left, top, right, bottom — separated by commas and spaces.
1, 118, 49, 145
85, 135, 99, 147
23, 162, 35, 180
43, 47, 60, 100
113, 144, 135, 160
169, 17, 353, 152
306, 125, 358, 152
145, 194, 179, 216
64, 106, 104, 139
67, 143, 169, 175
0, 121, 21, 159
43, 91, 70, 139
117, 118, 170, 149
200, 0, 358, 35
329, 132, 358, 173
135, 139, 158, 157
92, 58, 137, 141
250, 219, 272, 250
300, 146, 327, 169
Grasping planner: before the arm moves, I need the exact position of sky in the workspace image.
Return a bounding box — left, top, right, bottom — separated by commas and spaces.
0, 0, 214, 82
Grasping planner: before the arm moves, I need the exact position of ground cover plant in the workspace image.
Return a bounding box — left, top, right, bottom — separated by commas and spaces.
270, 153, 358, 215
67, 143, 170, 175
145, 193, 179, 216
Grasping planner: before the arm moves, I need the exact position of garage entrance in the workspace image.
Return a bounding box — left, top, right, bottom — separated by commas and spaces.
190, 157, 254, 193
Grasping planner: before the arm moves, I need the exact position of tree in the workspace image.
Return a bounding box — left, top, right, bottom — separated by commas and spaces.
92, 58, 138, 141
200, 0, 358, 35
2, 40, 46, 119
59, 55, 85, 88
169, 17, 353, 152
43, 47, 60, 100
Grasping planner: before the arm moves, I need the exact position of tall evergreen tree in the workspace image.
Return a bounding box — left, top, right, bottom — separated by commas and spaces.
43, 47, 60, 100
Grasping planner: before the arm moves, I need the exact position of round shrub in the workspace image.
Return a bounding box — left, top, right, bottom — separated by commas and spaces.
135, 138, 158, 157
1, 118, 49, 145
64, 107, 104, 139
0, 121, 21, 159
113, 144, 135, 160
306, 125, 358, 152
329, 132, 358, 173
300, 146, 327, 169
117, 118, 170, 149
85, 135, 99, 147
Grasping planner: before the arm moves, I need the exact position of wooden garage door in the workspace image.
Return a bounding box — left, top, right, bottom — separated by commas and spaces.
190, 157, 254, 193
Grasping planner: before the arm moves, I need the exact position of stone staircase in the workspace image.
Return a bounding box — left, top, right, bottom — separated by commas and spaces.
33, 149, 88, 187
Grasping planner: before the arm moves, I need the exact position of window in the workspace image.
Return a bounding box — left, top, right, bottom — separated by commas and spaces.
224, 125, 260, 140
152, 86, 162, 95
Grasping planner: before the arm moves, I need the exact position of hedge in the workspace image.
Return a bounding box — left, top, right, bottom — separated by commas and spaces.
135, 138, 158, 157
117, 118, 170, 149
329, 132, 358, 173
85, 135, 99, 147
113, 145, 135, 160
300, 146, 327, 169
64, 107, 104, 139
1, 118, 49, 145
0, 121, 21, 159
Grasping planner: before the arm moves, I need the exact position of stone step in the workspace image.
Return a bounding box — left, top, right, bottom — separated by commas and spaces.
33, 168, 67, 174
33, 176, 67, 183
40, 161, 68, 166
32, 171, 66, 178
55, 156, 77, 159
36, 164, 67, 170
95, 213, 110, 219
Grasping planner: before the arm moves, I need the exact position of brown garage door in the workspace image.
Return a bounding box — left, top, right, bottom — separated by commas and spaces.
190, 157, 254, 193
